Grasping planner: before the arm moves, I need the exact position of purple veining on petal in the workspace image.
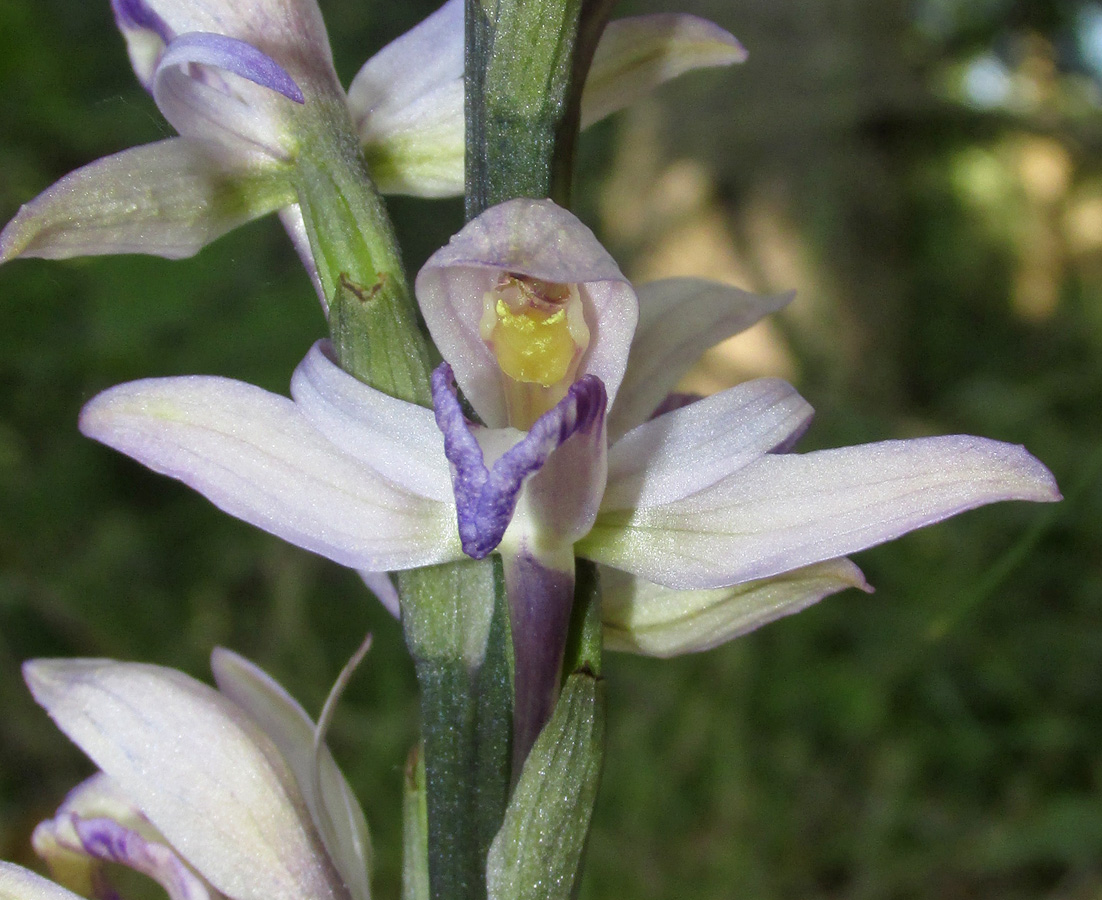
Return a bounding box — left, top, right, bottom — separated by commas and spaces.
159, 32, 305, 104
111, 0, 173, 42
73, 817, 211, 900
504, 550, 576, 769
432, 362, 608, 559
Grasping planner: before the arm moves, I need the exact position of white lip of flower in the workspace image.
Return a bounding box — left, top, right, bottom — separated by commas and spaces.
74, 198, 1060, 665
1, 648, 371, 900
0, 0, 747, 268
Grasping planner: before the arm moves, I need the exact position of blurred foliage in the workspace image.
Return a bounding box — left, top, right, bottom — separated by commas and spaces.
0, 0, 1099, 898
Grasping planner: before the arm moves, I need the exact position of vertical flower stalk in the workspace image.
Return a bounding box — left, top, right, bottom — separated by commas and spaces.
461, 0, 612, 895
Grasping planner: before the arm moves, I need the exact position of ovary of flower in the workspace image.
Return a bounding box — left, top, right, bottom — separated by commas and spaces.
480, 274, 591, 428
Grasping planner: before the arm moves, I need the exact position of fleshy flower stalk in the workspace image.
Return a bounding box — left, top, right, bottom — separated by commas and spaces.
2, 649, 371, 900
77, 199, 1060, 758
0, 0, 744, 268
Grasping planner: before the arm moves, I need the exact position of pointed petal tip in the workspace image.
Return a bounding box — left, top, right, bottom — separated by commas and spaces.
992, 440, 1061, 503
686, 16, 749, 65
0, 208, 33, 264
835, 558, 874, 594
22, 657, 110, 711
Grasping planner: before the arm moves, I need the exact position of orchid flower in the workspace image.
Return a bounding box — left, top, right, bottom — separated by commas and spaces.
77, 198, 1059, 751
0, 0, 744, 266
2, 648, 371, 900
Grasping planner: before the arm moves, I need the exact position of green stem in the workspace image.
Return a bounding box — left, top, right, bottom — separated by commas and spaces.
290, 93, 513, 900
293, 109, 433, 406
465, 0, 584, 218
400, 560, 513, 900
463, 0, 614, 892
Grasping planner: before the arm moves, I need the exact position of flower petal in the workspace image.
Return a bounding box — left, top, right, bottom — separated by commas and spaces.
78, 374, 461, 572
359, 571, 401, 617
0, 864, 86, 900
417, 199, 637, 428
279, 204, 327, 308
433, 364, 607, 559
32, 775, 167, 899
153, 34, 305, 162
23, 658, 349, 900
348, 8, 744, 197
609, 279, 793, 440
603, 377, 812, 510
579, 435, 1061, 589
0, 138, 293, 263
290, 342, 454, 502
68, 818, 212, 900
210, 649, 372, 900
602, 559, 870, 657
113, 0, 334, 72
162, 32, 305, 103
348, 0, 466, 197
580, 15, 746, 128
111, 0, 172, 88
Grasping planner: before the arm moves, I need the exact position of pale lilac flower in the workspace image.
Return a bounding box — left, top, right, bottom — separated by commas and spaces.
1, 649, 371, 900
0, 0, 744, 265
76, 198, 1059, 748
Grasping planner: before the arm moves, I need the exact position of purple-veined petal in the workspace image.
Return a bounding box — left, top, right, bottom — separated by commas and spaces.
417, 199, 637, 428
580, 14, 746, 129
69, 818, 212, 900
291, 342, 454, 502
0, 138, 294, 263
23, 658, 350, 900
604, 377, 813, 510
609, 279, 793, 440
153, 33, 305, 162
210, 649, 372, 900
349, 0, 465, 197
32, 774, 166, 900
579, 435, 1061, 590
0, 864, 86, 900
433, 364, 607, 559
79, 374, 461, 572
602, 559, 870, 657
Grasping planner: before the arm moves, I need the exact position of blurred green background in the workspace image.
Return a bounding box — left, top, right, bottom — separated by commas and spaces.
1, 0, 1099, 897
